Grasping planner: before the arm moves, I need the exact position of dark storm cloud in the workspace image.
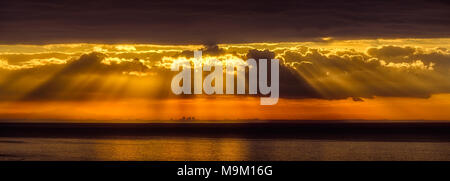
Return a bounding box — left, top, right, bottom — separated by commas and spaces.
1, 0, 449, 44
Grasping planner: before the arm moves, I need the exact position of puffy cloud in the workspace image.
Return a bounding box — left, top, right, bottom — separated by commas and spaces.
0, 52, 174, 101
280, 46, 450, 99
367, 46, 416, 59
0, 41, 449, 101
176, 44, 228, 58
352, 97, 364, 102
366, 46, 450, 73
245, 49, 320, 98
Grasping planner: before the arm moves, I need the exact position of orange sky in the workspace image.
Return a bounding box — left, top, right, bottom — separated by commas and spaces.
0, 94, 449, 122
0, 39, 450, 122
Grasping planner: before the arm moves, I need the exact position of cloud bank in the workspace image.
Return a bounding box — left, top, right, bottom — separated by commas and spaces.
0, 40, 449, 101
1, 0, 450, 44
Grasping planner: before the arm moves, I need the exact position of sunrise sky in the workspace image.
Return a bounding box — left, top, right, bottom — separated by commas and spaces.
0, 0, 449, 122
0, 39, 449, 122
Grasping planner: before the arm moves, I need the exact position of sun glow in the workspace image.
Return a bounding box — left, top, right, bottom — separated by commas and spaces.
0, 38, 449, 121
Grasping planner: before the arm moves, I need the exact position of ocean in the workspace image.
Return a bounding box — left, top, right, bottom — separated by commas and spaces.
0, 122, 449, 161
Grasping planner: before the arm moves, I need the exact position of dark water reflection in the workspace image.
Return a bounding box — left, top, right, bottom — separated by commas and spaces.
0, 137, 448, 161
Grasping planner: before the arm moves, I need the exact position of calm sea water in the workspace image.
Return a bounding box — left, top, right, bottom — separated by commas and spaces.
0, 137, 448, 161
